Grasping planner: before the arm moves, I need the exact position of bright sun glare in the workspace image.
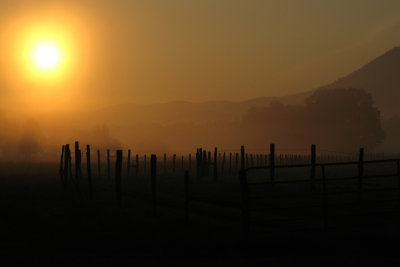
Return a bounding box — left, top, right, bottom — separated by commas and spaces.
34, 45, 60, 68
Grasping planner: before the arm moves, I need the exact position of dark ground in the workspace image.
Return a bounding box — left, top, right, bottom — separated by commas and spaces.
1, 162, 400, 266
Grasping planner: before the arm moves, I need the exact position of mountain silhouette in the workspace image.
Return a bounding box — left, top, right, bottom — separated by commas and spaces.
88, 91, 311, 126
90, 46, 400, 125
319, 46, 400, 118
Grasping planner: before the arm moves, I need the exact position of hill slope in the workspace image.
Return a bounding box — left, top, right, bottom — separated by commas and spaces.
89, 91, 311, 125
92, 46, 400, 125
320, 46, 400, 118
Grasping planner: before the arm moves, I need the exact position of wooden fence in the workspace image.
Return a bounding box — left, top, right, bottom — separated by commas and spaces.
58, 142, 400, 240
239, 148, 400, 239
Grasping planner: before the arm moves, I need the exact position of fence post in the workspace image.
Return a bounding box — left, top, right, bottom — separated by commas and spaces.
201, 150, 205, 177
311, 144, 316, 191
86, 145, 93, 200
358, 148, 364, 201
229, 152, 232, 174
76, 148, 82, 192
173, 154, 176, 173
115, 150, 123, 207
68, 146, 72, 181
240, 146, 245, 171
63, 144, 70, 189
205, 151, 209, 177
214, 147, 218, 181
144, 154, 147, 175
97, 149, 101, 178
189, 154, 192, 170
321, 165, 327, 234
239, 170, 249, 240
151, 154, 157, 216
75, 141, 79, 181
196, 149, 200, 179
135, 154, 139, 176
164, 153, 167, 172
222, 152, 226, 176
59, 145, 65, 182
107, 149, 110, 179
270, 144, 275, 185
397, 160, 400, 202
127, 149, 131, 177
184, 170, 189, 222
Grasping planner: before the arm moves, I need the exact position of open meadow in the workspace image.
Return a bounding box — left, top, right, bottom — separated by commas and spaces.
1, 148, 400, 265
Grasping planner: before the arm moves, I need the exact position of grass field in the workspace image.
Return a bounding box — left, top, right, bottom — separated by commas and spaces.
1, 160, 400, 266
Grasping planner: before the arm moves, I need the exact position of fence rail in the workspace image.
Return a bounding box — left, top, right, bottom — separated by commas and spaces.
58, 141, 400, 241
239, 152, 400, 239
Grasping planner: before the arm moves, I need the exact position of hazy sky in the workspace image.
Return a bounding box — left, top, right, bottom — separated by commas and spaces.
1, 0, 400, 112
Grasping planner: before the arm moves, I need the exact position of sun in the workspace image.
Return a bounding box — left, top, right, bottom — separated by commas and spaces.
34, 44, 60, 68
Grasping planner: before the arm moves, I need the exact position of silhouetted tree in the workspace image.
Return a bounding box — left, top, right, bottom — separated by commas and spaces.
241, 88, 385, 151
305, 88, 385, 150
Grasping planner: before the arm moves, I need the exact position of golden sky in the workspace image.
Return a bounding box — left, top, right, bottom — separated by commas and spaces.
1, 0, 400, 114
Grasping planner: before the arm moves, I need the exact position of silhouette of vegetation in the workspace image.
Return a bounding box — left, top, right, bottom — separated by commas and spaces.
381, 115, 400, 152
242, 88, 385, 151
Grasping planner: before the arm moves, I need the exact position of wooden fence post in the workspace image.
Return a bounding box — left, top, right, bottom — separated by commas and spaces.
181, 156, 184, 169
107, 149, 110, 179
75, 141, 79, 181
63, 144, 70, 189
115, 150, 123, 207
201, 150, 209, 177
229, 152, 232, 174
240, 146, 245, 171
246, 154, 249, 169
184, 170, 190, 222
239, 170, 249, 240
86, 145, 93, 200
68, 146, 72, 181
59, 145, 65, 181
164, 153, 167, 172
144, 154, 147, 175
321, 165, 327, 233
358, 148, 364, 201
207, 151, 211, 177
214, 147, 218, 180
97, 149, 101, 178
189, 154, 191, 170
135, 154, 139, 176
127, 149, 131, 177
311, 144, 316, 191
172, 154, 176, 173
76, 148, 82, 191
196, 149, 200, 179
221, 152, 226, 176
270, 144, 275, 185
151, 154, 157, 216
397, 160, 400, 202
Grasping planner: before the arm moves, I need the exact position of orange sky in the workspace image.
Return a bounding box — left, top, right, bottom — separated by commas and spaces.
1, 0, 400, 115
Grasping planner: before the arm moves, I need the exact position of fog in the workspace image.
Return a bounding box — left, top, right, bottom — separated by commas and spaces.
1, 88, 398, 162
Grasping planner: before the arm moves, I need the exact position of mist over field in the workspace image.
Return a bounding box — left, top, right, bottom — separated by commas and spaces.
1, 46, 400, 161
2, 2, 400, 265
1, 1, 400, 162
